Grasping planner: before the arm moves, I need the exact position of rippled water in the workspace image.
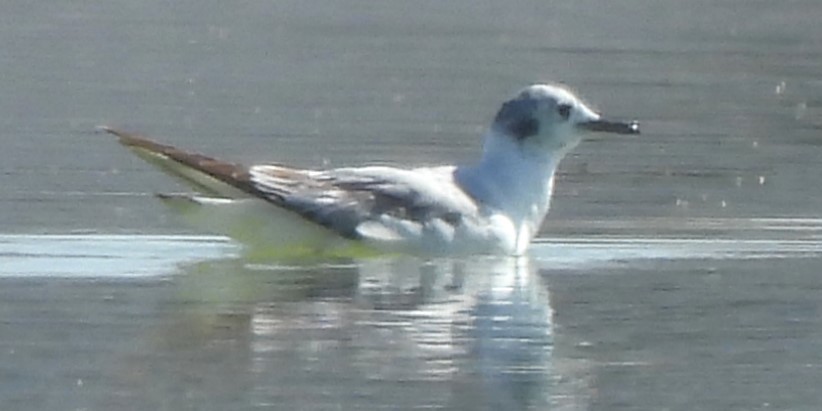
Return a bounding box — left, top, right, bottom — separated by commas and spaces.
2, 226, 822, 410
3, 0, 822, 410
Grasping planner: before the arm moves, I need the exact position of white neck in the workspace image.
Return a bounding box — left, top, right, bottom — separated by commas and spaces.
456, 130, 566, 252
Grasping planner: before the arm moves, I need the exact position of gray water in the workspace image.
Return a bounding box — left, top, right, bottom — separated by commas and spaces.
2, 0, 822, 410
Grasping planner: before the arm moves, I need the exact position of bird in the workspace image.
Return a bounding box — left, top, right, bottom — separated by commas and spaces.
102, 84, 639, 258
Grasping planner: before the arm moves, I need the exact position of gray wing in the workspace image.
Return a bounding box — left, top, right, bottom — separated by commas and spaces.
249, 165, 474, 241
102, 127, 474, 242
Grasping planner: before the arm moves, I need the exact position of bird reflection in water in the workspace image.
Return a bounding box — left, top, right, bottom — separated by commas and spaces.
126, 257, 592, 410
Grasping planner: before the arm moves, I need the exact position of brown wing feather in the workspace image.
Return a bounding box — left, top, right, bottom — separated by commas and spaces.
101, 126, 257, 195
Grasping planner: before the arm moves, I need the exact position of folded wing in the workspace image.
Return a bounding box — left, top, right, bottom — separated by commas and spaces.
103, 127, 477, 245
250, 165, 476, 242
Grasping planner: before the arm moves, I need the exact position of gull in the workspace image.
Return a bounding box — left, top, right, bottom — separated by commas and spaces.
102, 84, 638, 257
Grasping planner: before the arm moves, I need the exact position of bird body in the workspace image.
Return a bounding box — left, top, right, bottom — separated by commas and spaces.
104, 84, 638, 257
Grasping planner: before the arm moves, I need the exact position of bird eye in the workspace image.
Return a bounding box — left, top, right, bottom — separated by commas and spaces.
557, 104, 572, 120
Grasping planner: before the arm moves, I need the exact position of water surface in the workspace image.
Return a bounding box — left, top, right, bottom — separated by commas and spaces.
2, 229, 821, 410
2, 0, 822, 410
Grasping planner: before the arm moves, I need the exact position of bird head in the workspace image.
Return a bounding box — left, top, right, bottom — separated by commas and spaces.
491, 84, 639, 156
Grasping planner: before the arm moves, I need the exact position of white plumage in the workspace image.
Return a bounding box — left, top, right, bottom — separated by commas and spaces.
103, 84, 638, 257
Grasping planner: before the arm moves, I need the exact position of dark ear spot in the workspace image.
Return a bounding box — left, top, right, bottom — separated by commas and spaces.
508, 117, 539, 140
494, 98, 540, 140
557, 104, 572, 120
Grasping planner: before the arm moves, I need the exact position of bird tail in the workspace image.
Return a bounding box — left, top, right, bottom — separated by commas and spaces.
99, 126, 253, 199
100, 126, 377, 258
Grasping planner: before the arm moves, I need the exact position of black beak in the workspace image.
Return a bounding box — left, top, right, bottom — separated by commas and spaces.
578, 119, 640, 135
